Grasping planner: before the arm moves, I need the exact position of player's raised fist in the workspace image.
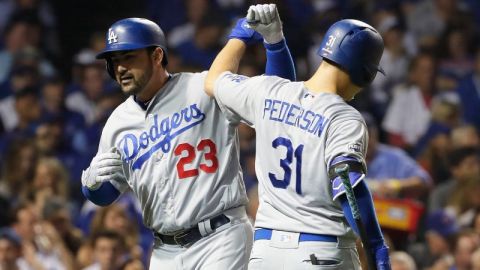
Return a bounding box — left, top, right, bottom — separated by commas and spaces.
246, 4, 284, 44
228, 18, 263, 45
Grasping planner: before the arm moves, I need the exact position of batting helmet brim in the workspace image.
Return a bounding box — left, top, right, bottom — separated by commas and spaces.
96, 43, 156, 59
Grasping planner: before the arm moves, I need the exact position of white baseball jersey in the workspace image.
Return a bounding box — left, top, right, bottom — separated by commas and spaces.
96, 72, 248, 234
214, 72, 368, 239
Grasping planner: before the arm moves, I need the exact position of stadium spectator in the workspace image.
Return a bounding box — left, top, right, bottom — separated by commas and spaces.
450, 125, 480, 149
175, 11, 226, 70
428, 147, 480, 215
408, 210, 457, 269
382, 53, 438, 151
405, 0, 474, 50
10, 201, 75, 270
118, 258, 144, 270
0, 18, 33, 86
370, 14, 410, 119
363, 113, 431, 199
436, 28, 475, 92
65, 63, 112, 126
41, 197, 83, 256
390, 251, 417, 270
472, 248, 480, 270
414, 92, 461, 155
27, 157, 70, 212
0, 66, 40, 132
77, 204, 143, 268
452, 230, 480, 270
40, 76, 86, 137
0, 228, 23, 270
81, 230, 127, 270
167, 0, 210, 48
456, 47, 480, 131
0, 138, 37, 203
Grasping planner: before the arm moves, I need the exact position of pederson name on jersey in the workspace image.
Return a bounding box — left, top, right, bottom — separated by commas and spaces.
263, 98, 328, 137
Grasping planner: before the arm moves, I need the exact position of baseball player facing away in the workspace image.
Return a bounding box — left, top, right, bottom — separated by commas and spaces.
80, 14, 295, 270
205, 5, 392, 270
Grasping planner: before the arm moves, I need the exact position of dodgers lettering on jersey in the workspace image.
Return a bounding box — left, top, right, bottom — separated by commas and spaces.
118, 104, 206, 170
214, 72, 367, 240
263, 99, 328, 137
96, 72, 247, 234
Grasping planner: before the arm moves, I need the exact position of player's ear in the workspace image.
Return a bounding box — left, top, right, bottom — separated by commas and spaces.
152, 47, 164, 66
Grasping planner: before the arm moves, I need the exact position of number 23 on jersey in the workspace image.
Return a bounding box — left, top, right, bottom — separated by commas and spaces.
174, 139, 219, 179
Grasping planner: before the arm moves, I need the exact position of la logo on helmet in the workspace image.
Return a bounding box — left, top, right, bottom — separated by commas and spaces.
108, 28, 118, 44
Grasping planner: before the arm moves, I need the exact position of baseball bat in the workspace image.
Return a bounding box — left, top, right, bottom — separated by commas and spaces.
335, 163, 377, 270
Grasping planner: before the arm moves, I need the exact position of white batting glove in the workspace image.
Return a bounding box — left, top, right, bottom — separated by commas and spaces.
81, 147, 125, 190
246, 4, 284, 44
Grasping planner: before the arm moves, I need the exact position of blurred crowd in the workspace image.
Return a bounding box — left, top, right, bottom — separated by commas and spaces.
0, 0, 479, 269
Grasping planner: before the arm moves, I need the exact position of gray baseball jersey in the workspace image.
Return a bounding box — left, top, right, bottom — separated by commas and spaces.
96, 71, 248, 234
214, 72, 368, 238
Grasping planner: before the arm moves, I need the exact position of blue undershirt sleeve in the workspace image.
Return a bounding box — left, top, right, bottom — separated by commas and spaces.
264, 39, 296, 81
339, 180, 385, 250
82, 181, 121, 206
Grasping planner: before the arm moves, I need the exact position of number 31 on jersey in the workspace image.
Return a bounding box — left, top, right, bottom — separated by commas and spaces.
269, 137, 304, 195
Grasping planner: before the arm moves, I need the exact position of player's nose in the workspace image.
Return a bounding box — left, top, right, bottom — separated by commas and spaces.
116, 64, 128, 76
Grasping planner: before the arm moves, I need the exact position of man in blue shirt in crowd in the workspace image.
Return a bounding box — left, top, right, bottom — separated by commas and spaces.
363, 113, 431, 199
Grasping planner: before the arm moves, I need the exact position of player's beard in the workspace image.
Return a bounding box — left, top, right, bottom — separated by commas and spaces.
120, 67, 153, 96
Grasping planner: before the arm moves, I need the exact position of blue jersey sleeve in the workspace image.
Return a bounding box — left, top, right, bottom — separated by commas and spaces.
264, 39, 296, 81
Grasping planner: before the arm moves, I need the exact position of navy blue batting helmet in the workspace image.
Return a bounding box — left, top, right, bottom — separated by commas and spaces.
317, 19, 385, 87
96, 18, 168, 79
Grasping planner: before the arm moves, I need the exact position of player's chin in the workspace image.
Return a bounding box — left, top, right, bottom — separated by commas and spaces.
120, 84, 140, 96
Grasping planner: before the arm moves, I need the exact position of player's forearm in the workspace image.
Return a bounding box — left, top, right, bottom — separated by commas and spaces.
264, 39, 296, 81
205, 39, 247, 96
82, 181, 121, 206
340, 181, 386, 250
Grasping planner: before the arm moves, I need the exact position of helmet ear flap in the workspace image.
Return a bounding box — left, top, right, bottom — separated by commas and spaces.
106, 59, 116, 80
362, 64, 377, 86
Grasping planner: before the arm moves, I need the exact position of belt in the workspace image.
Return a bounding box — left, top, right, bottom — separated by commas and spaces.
254, 228, 337, 243
154, 214, 230, 247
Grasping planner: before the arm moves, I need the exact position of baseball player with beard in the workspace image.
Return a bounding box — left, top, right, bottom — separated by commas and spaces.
205, 5, 392, 270
80, 14, 295, 270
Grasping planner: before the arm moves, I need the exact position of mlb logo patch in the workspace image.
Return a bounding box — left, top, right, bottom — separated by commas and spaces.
226, 74, 247, 83
348, 142, 362, 153
280, 234, 291, 242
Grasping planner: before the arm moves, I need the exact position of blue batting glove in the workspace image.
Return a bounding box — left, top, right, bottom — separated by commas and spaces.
374, 245, 391, 270
228, 18, 263, 45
